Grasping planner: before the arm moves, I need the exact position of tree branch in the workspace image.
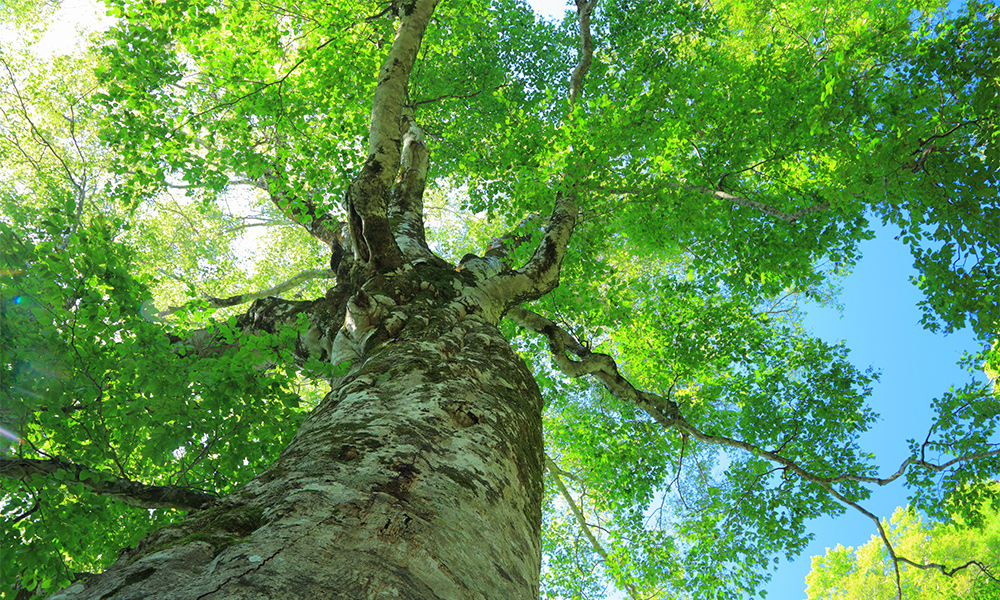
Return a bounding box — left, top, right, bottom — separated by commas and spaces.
455, 213, 542, 281
162, 291, 351, 376
506, 306, 682, 427
915, 119, 979, 149
364, 0, 439, 186
252, 171, 347, 270
346, 0, 439, 271
512, 306, 1000, 598
1, 57, 83, 196
817, 481, 906, 598
688, 183, 831, 222
896, 556, 998, 580
482, 1, 599, 306
0, 457, 217, 511
1, 56, 89, 251
387, 117, 435, 262
569, 0, 599, 103
181, 37, 336, 126
411, 84, 510, 108
545, 454, 645, 600
515, 306, 1000, 486
157, 268, 336, 317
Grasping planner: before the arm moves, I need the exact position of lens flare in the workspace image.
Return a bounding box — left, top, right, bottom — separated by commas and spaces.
0, 426, 21, 443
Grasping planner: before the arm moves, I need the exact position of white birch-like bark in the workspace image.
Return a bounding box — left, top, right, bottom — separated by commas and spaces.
389, 119, 436, 262
347, 0, 440, 271
487, 193, 579, 307
366, 6, 439, 191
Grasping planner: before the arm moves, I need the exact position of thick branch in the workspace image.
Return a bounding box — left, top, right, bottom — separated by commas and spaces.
346, 0, 438, 271
498, 192, 579, 304
166, 293, 349, 373
456, 213, 542, 280
365, 0, 439, 188
388, 118, 434, 262
234, 295, 347, 367
157, 269, 336, 317
0, 457, 217, 511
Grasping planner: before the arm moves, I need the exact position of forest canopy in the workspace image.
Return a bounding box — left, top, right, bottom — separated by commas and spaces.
807, 497, 1000, 599
1, 0, 999, 598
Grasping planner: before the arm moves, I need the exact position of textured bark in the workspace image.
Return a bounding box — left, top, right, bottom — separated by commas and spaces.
347, 0, 439, 271
38, 3, 594, 597
48, 266, 544, 600
490, 193, 578, 307
389, 120, 435, 263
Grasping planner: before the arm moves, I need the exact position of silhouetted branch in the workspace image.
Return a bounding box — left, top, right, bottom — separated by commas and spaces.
0, 457, 217, 511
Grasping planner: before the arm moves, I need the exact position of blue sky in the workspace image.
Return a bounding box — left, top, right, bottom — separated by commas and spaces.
770, 222, 981, 598
521, 1, 987, 596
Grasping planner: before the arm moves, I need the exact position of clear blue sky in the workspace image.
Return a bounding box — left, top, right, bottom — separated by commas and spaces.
520, 1, 986, 597
769, 222, 980, 598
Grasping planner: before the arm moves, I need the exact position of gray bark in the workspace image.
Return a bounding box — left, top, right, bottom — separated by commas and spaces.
38, 1, 585, 596
46, 264, 544, 600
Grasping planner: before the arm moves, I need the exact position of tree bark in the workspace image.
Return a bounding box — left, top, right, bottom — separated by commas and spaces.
48, 266, 544, 600
38, 1, 571, 596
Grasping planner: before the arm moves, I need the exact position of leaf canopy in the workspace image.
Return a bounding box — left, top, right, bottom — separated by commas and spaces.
1, 0, 999, 598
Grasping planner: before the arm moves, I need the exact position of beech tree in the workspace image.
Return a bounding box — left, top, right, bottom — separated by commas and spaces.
2, 0, 999, 598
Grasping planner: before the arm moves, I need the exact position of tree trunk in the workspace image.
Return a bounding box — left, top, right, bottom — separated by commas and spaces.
49, 270, 544, 600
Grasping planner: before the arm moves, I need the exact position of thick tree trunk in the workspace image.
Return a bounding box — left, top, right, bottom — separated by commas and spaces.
49, 275, 544, 600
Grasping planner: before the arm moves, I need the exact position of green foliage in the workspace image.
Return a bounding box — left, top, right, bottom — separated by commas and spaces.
2, 0, 1000, 598
1, 24, 322, 595
806, 501, 1000, 599
868, 3, 1000, 341
0, 204, 307, 597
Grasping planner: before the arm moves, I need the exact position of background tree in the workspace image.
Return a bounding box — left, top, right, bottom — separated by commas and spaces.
1, 0, 999, 599
806, 499, 1000, 600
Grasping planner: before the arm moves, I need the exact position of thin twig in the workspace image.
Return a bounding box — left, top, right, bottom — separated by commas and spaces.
546, 455, 645, 600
